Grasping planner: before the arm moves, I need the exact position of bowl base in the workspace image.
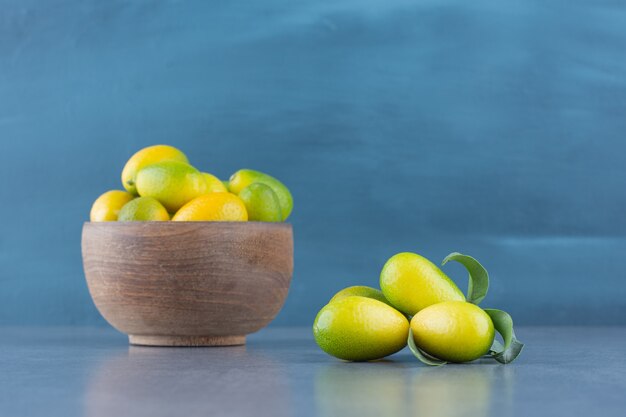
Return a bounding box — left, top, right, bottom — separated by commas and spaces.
129, 335, 246, 347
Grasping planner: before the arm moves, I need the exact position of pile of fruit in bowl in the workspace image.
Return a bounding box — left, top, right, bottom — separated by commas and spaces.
313, 252, 524, 364
89, 145, 293, 222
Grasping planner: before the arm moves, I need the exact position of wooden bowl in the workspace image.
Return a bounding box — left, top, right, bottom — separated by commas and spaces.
81, 222, 293, 347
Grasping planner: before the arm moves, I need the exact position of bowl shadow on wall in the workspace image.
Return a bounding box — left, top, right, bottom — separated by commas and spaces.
81, 222, 293, 346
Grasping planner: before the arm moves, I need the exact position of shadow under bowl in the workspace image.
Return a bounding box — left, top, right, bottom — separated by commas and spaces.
81, 221, 293, 347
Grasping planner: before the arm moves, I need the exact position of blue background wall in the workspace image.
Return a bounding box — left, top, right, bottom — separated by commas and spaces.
1, 0, 625, 326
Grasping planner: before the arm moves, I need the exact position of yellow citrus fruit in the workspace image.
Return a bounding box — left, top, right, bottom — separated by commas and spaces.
313, 296, 409, 361
238, 183, 282, 222
329, 286, 392, 307
117, 197, 170, 221
202, 172, 228, 193
90, 190, 134, 221
121, 145, 188, 195
221, 180, 230, 191
380, 252, 465, 316
172, 193, 248, 221
229, 169, 293, 220
135, 161, 207, 212
411, 301, 494, 363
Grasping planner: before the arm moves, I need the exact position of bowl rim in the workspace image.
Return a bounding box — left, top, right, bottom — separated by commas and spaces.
83, 221, 292, 229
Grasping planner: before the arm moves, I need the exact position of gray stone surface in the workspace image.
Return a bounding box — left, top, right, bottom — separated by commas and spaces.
1, 326, 625, 416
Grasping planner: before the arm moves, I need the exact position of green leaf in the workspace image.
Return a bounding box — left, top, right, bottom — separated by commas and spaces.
442, 252, 489, 305
484, 308, 524, 364
407, 329, 447, 366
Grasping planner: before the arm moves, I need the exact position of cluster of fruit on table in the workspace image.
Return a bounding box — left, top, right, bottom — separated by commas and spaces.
313, 252, 523, 364
89, 145, 293, 222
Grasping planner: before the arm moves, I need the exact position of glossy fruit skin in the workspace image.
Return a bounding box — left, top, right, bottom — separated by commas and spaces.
172, 193, 248, 221
117, 197, 170, 221
90, 190, 134, 221
313, 296, 409, 361
411, 301, 495, 363
380, 252, 465, 316
135, 161, 207, 212
330, 286, 392, 307
238, 183, 282, 222
202, 172, 228, 193
229, 169, 293, 221
121, 145, 188, 195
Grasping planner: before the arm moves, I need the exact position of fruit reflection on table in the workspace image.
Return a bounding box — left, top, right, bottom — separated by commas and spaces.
314, 362, 511, 417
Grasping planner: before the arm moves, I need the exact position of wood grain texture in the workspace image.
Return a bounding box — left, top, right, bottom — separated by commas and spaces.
128, 335, 246, 347
81, 222, 293, 346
